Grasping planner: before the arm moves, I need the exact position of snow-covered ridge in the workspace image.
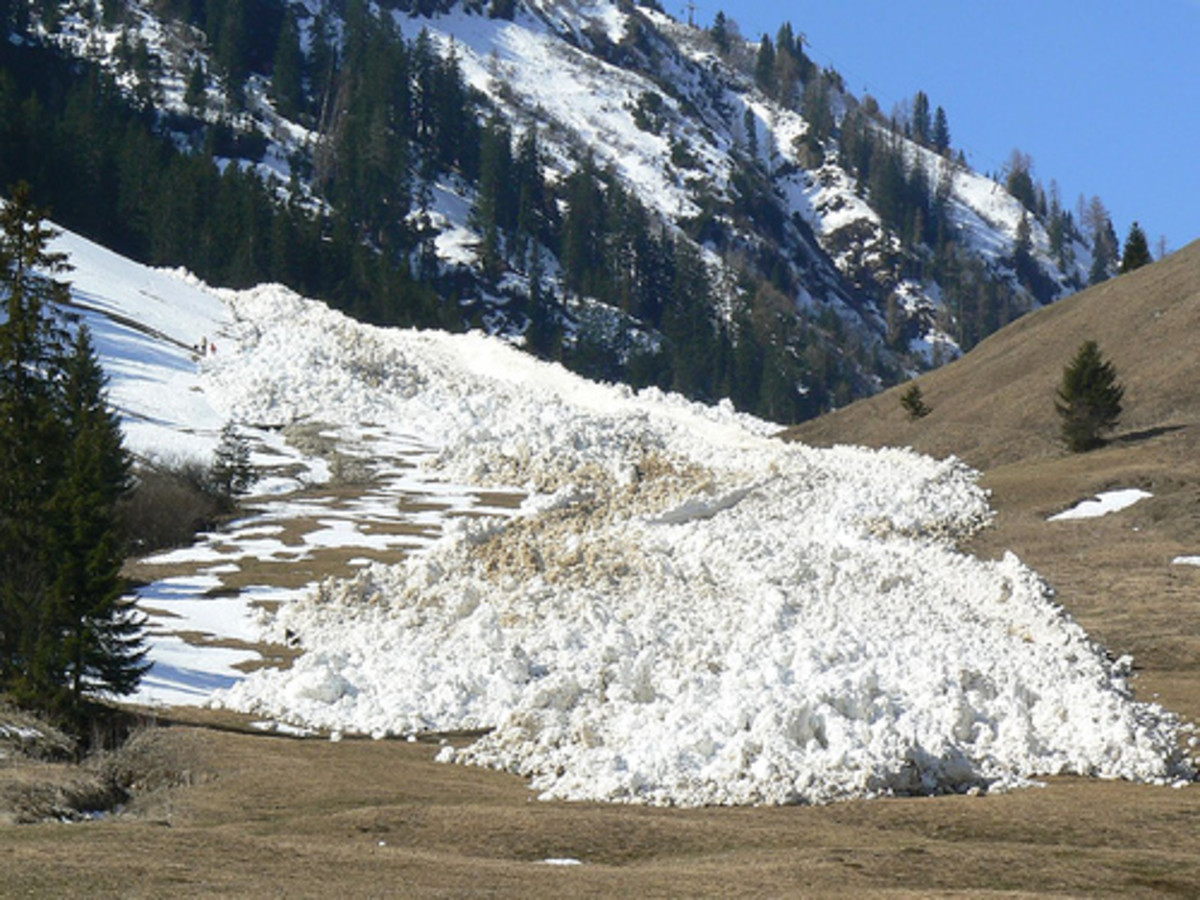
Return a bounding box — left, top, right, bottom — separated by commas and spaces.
37, 0, 1094, 391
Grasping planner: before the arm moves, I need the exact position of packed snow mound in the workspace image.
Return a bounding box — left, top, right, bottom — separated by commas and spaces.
208, 284, 1195, 806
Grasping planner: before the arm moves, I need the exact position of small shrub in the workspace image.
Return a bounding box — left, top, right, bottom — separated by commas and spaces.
120, 455, 224, 553
900, 383, 931, 420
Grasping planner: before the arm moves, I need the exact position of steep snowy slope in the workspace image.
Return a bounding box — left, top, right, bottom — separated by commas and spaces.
27, 0, 1100, 416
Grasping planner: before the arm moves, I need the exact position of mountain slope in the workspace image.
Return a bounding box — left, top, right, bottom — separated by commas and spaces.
25, 218, 1193, 803
785, 239, 1200, 468
3, 0, 1114, 422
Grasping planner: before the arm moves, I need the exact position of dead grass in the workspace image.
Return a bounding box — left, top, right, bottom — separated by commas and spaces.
0, 713, 1196, 897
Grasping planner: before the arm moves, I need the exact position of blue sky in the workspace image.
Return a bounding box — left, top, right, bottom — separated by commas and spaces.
691, 1, 1200, 254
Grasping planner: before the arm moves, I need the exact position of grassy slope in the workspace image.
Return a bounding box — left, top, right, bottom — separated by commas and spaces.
1, 710, 1198, 898
786, 239, 1200, 470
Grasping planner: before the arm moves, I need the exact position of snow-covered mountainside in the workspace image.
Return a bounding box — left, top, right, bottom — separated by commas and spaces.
17, 0, 1107, 421
54, 220, 1196, 806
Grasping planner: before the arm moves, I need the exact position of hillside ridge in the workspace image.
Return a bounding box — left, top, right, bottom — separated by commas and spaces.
786, 238, 1200, 470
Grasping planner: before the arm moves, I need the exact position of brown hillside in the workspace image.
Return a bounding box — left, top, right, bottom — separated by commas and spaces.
786, 239, 1200, 470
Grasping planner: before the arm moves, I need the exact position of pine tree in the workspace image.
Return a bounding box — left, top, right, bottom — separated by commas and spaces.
932, 106, 950, 154
911, 91, 931, 145
754, 35, 775, 92
211, 421, 254, 503
710, 11, 730, 55
1056, 340, 1123, 452
0, 184, 146, 718
271, 10, 305, 120
0, 183, 71, 701
184, 60, 207, 115
1119, 220, 1152, 273
48, 326, 146, 708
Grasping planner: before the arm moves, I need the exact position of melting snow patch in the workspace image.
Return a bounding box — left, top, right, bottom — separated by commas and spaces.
1173, 556, 1200, 567
540, 858, 583, 866
1047, 489, 1153, 522
250, 720, 317, 738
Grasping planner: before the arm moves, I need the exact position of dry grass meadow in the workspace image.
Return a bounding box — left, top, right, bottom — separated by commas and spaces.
3, 245, 1200, 897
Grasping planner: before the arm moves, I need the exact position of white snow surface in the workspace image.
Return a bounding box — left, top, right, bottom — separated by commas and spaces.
192, 283, 1194, 805
1047, 489, 1153, 522
45, 223, 1194, 806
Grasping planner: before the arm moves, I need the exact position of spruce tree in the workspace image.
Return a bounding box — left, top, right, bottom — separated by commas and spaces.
900, 383, 930, 420
49, 326, 146, 709
932, 106, 950, 154
1119, 220, 1152, 273
184, 60, 207, 115
0, 183, 71, 702
211, 421, 254, 503
1055, 340, 1123, 452
911, 91, 931, 145
0, 184, 146, 718
271, 10, 305, 121
754, 35, 775, 92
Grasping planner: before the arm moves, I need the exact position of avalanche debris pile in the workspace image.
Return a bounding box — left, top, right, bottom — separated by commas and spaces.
209, 284, 1195, 806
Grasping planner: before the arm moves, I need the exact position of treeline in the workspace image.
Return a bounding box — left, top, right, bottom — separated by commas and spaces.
0, 35, 451, 330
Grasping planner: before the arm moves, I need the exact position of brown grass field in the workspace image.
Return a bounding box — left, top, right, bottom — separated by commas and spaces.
2, 244, 1199, 897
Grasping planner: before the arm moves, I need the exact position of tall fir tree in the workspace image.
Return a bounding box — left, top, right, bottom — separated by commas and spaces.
0, 182, 70, 703
1055, 339, 1123, 452
911, 91, 931, 144
48, 325, 146, 709
0, 184, 146, 720
932, 106, 951, 154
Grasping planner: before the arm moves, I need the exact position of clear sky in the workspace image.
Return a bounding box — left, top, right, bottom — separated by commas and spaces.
687, 0, 1200, 255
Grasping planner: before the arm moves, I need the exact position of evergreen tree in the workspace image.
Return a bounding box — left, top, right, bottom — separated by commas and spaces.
211, 421, 255, 502
472, 113, 514, 280
49, 326, 146, 708
710, 11, 730, 55
271, 9, 305, 120
900, 382, 930, 420
1055, 339, 1123, 452
0, 184, 146, 718
742, 107, 758, 161
1089, 219, 1118, 285
911, 91, 931, 145
932, 105, 950, 154
0, 182, 70, 705
184, 60, 207, 115
1119, 220, 1152, 273
754, 35, 775, 92
1004, 149, 1036, 212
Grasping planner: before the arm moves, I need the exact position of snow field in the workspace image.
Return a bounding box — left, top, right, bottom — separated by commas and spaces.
202, 282, 1195, 806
